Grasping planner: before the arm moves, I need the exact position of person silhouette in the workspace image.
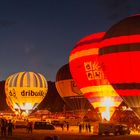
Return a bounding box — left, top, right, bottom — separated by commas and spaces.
7, 120, 13, 136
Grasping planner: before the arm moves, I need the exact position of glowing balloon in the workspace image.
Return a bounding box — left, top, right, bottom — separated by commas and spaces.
55, 64, 93, 118
69, 32, 122, 120
5, 71, 48, 115
99, 14, 140, 119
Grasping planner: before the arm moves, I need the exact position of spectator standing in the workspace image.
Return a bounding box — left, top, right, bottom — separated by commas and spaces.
61, 123, 64, 131
1, 118, 7, 137
27, 121, 33, 133
79, 123, 82, 133
88, 123, 91, 132
66, 122, 69, 131
86, 123, 88, 132
7, 120, 13, 136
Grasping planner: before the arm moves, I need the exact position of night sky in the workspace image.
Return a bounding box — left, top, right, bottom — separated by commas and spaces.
0, 0, 140, 81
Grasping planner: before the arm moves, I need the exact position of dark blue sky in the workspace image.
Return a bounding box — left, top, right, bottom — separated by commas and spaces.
0, 0, 140, 81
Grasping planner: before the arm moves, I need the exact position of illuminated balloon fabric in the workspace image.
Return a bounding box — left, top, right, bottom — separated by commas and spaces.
6, 97, 15, 112
69, 32, 122, 115
55, 64, 92, 112
5, 72, 48, 113
5, 75, 16, 112
99, 14, 140, 118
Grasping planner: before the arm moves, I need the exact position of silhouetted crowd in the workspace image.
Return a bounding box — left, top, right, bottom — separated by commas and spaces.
78, 122, 91, 133
0, 118, 14, 136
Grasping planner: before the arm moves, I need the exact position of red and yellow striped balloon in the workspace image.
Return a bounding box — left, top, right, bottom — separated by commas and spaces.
99, 14, 140, 119
69, 32, 122, 119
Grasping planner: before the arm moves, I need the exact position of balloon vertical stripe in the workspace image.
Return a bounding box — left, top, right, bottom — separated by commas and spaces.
26, 72, 30, 87
36, 73, 43, 87
32, 73, 38, 87
20, 72, 26, 87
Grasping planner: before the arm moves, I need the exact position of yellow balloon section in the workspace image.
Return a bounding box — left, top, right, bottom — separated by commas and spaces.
5, 72, 48, 115
55, 79, 82, 98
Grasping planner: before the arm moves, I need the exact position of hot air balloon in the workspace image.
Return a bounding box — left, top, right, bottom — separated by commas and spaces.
99, 14, 140, 119
55, 64, 93, 119
69, 32, 122, 121
5, 71, 48, 115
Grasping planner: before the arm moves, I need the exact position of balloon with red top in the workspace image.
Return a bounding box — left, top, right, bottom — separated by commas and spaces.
99, 14, 140, 119
69, 32, 122, 121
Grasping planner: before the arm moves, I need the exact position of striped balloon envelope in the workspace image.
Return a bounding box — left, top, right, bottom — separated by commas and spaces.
5, 71, 48, 115
99, 14, 140, 119
69, 32, 122, 120
55, 64, 93, 118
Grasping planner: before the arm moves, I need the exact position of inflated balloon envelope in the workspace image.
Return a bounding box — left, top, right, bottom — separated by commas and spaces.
69, 32, 122, 121
99, 14, 140, 119
55, 64, 92, 118
5, 71, 48, 115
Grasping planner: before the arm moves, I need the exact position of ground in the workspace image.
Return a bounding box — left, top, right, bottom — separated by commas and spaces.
0, 126, 140, 140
